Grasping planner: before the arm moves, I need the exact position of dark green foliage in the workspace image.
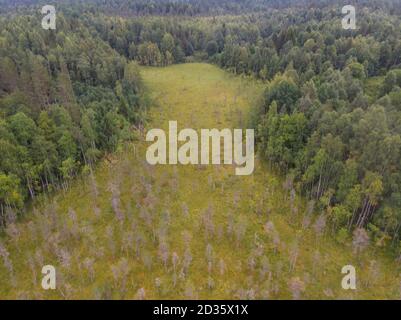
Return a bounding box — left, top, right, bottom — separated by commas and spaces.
0, 10, 145, 217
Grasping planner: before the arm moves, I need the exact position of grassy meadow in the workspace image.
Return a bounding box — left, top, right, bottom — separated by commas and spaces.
0, 63, 400, 299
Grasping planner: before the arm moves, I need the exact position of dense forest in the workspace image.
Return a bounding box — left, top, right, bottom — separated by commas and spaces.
0, 0, 401, 277
0, 7, 147, 222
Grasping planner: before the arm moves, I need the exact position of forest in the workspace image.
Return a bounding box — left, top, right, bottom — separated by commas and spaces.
0, 0, 401, 299
0, 5, 147, 218
2, 0, 401, 246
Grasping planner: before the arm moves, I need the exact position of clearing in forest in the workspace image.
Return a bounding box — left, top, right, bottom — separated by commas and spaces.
0, 63, 399, 299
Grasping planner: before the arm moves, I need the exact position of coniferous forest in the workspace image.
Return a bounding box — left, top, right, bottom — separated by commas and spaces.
1, 0, 401, 301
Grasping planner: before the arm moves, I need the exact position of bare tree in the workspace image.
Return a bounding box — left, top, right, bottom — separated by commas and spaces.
135, 232, 145, 259
68, 207, 80, 238
172, 252, 179, 272
366, 260, 381, 287
111, 194, 124, 223
288, 277, 305, 300
182, 202, 189, 219
93, 206, 101, 218
35, 249, 44, 267
83, 257, 95, 282
264, 221, 275, 236
121, 231, 134, 257
259, 256, 270, 280
183, 248, 192, 274
106, 225, 116, 256
289, 188, 298, 219
202, 205, 215, 239
313, 214, 326, 238
206, 243, 213, 265
227, 212, 235, 237
5, 223, 20, 243
136, 287, 146, 300
0, 242, 14, 285
282, 174, 294, 200
158, 241, 169, 269
57, 248, 72, 269
312, 250, 321, 277
111, 258, 130, 297
272, 234, 281, 254
219, 258, 226, 276
217, 225, 224, 241
302, 200, 315, 230
352, 228, 370, 255
27, 254, 37, 286
90, 171, 99, 198
289, 242, 299, 272
155, 277, 162, 294
184, 281, 197, 299
142, 250, 153, 271
248, 255, 256, 272
182, 230, 192, 248
207, 276, 215, 290
235, 217, 247, 247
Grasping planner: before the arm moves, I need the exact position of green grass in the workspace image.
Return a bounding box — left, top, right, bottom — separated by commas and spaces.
0, 63, 400, 299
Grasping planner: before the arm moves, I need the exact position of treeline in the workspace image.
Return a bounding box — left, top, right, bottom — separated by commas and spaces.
3, 0, 401, 16
0, 11, 145, 222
